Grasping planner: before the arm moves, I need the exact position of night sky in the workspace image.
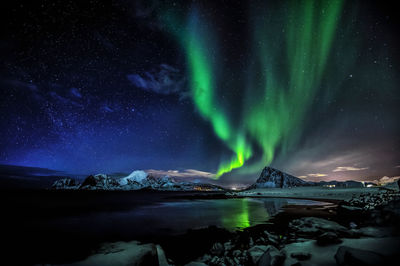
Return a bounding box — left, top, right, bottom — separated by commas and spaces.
1, 0, 399, 185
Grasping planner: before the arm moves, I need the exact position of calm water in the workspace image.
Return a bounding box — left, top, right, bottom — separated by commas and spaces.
44, 198, 328, 238
4, 195, 331, 264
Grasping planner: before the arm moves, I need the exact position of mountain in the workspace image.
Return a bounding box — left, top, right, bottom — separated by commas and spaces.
51, 171, 224, 191
79, 174, 121, 190
51, 178, 79, 190
248, 167, 310, 189
247, 166, 369, 189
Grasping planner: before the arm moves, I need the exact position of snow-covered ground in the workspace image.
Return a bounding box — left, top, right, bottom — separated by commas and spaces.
282, 236, 400, 266
234, 187, 388, 201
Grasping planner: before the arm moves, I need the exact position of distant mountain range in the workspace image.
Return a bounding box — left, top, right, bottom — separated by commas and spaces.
51, 171, 225, 191
51, 166, 374, 192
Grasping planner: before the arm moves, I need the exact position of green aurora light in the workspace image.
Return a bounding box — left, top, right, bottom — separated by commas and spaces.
164, 0, 352, 179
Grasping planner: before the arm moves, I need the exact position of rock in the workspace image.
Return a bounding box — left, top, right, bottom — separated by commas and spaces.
232, 250, 241, 257
289, 217, 348, 237
210, 256, 221, 265
223, 241, 233, 251
252, 245, 285, 266
264, 231, 279, 245
156, 245, 170, 266
335, 245, 385, 266
349, 222, 357, 229
210, 242, 224, 256
185, 262, 208, 266
202, 254, 212, 262
257, 250, 272, 266
249, 237, 254, 247
248, 245, 269, 264
256, 236, 267, 244
225, 257, 235, 265
69, 241, 157, 266
290, 252, 311, 261
316, 232, 342, 246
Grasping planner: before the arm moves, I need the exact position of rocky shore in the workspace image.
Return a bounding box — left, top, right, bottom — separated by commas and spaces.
70, 189, 400, 266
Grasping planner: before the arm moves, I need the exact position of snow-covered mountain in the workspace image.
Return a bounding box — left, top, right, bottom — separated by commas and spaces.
79, 174, 121, 190
51, 171, 224, 191
51, 178, 79, 190
248, 167, 310, 189
118, 171, 178, 190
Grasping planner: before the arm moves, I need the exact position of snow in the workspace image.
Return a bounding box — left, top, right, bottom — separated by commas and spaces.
236, 187, 383, 201
282, 237, 400, 266
119, 170, 148, 185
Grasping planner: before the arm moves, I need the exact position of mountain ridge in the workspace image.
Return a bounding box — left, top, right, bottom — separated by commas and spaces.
247, 166, 367, 189
51, 171, 224, 191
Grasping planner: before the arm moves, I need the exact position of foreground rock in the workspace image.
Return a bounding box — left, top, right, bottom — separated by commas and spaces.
282, 237, 399, 266
338, 191, 400, 228
69, 241, 164, 266
288, 217, 348, 238
316, 232, 342, 246
341, 191, 398, 211
335, 246, 385, 266
66, 192, 400, 266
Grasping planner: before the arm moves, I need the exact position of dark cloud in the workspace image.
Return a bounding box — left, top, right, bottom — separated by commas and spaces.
7, 79, 38, 92
0, 164, 63, 176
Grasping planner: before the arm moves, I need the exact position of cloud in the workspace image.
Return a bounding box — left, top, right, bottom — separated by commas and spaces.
146, 169, 215, 179
298, 175, 307, 179
332, 166, 369, 172
395, 165, 400, 168
101, 105, 114, 113
70, 87, 82, 98
307, 173, 327, 177
371, 176, 400, 186
50, 91, 83, 107
127, 64, 188, 98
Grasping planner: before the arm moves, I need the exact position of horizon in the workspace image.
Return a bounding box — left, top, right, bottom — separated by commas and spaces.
1, 163, 399, 188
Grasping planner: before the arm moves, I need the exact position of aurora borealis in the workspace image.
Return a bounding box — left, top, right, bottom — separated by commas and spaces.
164, 8, 253, 178
0, 0, 399, 184
164, 0, 357, 178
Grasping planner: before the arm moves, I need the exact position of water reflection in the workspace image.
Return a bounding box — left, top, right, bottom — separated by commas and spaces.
45, 198, 327, 238
221, 198, 250, 229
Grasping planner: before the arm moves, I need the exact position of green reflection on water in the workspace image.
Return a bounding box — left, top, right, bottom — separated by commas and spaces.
221, 199, 270, 230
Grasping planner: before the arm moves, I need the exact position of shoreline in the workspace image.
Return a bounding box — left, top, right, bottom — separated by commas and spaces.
70, 188, 400, 265
2, 188, 399, 265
